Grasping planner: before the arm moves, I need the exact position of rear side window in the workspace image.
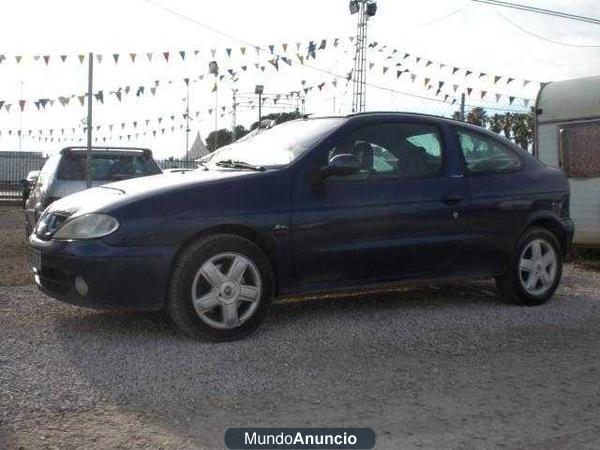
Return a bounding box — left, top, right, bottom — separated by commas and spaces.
457, 130, 522, 174
57, 153, 161, 181
560, 121, 600, 178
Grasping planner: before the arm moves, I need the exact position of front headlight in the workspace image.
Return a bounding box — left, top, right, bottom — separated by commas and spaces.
53, 213, 119, 240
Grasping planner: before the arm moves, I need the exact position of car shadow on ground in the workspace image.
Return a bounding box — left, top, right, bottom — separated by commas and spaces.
53, 281, 503, 341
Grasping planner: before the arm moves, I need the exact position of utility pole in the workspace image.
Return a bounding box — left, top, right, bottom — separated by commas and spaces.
460, 92, 466, 121
18, 81, 23, 151
255, 85, 264, 126
258, 92, 262, 123
232, 89, 237, 141
185, 82, 190, 159
209, 61, 219, 150
86, 52, 93, 189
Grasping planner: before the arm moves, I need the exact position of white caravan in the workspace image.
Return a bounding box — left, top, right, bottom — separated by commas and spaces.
535, 75, 600, 248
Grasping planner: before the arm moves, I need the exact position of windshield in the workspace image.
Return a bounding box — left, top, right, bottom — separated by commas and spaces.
208, 118, 346, 168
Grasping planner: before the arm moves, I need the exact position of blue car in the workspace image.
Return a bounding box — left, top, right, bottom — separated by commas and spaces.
27, 113, 574, 341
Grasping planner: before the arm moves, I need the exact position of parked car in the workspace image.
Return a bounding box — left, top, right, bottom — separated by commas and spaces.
20, 169, 40, 207
25, 146, 161, 236
27, 113, 574, 341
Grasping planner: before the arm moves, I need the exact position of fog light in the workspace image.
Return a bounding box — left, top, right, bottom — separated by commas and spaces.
74, 276, 88, 296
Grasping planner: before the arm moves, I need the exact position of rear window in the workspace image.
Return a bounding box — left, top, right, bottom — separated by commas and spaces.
57, 152, 161, 181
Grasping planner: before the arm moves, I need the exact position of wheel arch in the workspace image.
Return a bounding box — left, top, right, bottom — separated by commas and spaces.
166, 224, 279, 302
523, 214, 569, 256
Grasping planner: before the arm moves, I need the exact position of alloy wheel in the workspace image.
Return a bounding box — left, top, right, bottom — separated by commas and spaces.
518, 238, 558, 296
191, 252, 262, 329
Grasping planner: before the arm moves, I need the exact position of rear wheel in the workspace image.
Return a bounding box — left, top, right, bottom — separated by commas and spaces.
167, 234, 274, 341
496, 227, 562, 306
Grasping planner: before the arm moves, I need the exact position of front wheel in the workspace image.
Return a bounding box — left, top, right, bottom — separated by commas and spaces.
496, 227, 563, 306
167, 234, 274, 341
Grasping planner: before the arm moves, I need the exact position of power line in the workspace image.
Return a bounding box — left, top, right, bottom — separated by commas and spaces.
142, 0, 533, 113
472, 0, 600, 26
418, 6, 468, 27
492, 6, 600, 48
140, 0, 460, 105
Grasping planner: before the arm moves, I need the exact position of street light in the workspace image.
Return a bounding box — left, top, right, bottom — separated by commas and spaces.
350, 0, 377, 112
255, 84, 264, 124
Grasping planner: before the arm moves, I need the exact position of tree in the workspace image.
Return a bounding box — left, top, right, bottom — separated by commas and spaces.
464, 107, 534, 152
466, 107, 488, 127
511, 113, 533, 151
488, 114, 504, 134
250, 111, 303, 131
451, 110, 462, 121
232, 125, 249, 141
206, 128, 233, 152
501, 112, 513, 141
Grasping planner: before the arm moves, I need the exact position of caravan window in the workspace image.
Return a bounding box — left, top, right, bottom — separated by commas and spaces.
560, 121, 600, 178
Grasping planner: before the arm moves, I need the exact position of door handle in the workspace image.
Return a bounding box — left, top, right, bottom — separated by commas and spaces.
441, 194, 463, 206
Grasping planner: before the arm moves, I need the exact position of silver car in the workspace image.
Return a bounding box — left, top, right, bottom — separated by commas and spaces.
25, 146, 161, 236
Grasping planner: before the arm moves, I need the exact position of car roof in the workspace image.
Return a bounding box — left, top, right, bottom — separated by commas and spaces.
296, 111, 473, 127
286, 111, 527, 157
60, 146, 152, 155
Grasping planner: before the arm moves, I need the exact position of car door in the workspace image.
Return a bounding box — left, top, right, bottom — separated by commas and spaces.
454, 127, 529, 275
290, 118, 469, 285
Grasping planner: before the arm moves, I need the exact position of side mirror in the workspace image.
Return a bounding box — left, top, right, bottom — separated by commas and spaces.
322, 153, 360, 178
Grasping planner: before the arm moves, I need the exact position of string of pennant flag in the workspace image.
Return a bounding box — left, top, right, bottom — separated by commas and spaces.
0, 92, 313, 140
0, 36, 542, 86
0, 37, 539, 116
0, 37, 542, 84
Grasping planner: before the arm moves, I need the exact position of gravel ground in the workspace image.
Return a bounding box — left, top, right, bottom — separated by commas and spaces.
2, 265, 600, 449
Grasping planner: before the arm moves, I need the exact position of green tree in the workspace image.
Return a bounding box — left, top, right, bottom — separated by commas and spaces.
501, 112, 513, 140
451, 110, 462, 121
466, 107, 488, 127
511, 113, 533, 151
488, 114, 504, 134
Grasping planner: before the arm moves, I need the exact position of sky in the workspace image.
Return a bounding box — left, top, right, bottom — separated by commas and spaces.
0, 0, 599, 158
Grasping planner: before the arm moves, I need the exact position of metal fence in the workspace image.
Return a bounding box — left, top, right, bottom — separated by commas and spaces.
0, 154, 199, 201
0, 152, 47, 201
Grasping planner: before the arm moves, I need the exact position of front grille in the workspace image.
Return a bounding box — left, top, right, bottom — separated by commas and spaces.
35, 211, 69, 240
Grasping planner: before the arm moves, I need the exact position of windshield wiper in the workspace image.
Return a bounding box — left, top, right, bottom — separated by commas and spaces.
215, 159, 265, 171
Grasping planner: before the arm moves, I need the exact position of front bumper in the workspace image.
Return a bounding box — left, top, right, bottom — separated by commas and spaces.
27, 234, 176, 311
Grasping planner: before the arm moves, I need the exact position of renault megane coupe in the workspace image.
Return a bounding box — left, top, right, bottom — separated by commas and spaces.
27, 112, 574, 341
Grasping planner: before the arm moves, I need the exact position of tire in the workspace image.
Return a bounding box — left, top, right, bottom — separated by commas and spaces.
496, 226, 563, 306
167, 234, 274, 341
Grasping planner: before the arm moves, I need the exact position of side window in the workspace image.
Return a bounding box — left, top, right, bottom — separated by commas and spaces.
328, 122, 444, 180
458, 130, 522, 174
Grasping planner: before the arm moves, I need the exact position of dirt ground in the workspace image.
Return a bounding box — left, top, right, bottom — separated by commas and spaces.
0, 205, 30, 286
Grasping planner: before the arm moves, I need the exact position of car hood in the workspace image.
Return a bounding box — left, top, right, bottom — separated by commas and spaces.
46, 169, 256, 217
